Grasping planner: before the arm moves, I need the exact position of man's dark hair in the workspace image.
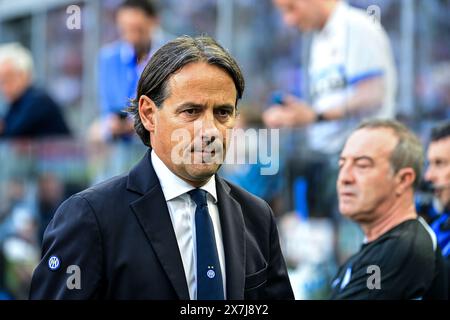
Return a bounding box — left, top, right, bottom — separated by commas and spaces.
430, 121, 450, 142
128, 35, 245, 147
119, 0, 158, 17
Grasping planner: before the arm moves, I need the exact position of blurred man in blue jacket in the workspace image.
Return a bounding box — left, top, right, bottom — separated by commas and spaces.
95, 0, 168, 141
0, 43, 70, 138
425, 121, 450, 258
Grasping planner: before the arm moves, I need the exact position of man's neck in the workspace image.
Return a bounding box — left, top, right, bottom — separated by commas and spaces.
362, 196, 417, 243
11, 83, 31, 105
135, 42, 151, 64
318, 0, 340, 30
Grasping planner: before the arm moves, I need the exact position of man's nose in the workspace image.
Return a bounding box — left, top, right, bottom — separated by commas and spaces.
338, 164, 354, 185
200, 113, 220, 143
424, 166, 435, 183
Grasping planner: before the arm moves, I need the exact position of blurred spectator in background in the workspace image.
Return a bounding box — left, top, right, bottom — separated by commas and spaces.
265, 0, 396, 143
0, 178, 39, 299
91, 0, 169, 142
36, 173, 65, 245
0, 179, 28, 243
264, 0, 397, 218
330, 120, 447, 299
220, 107, 285, 217
0, 249, 10, 299
425, 121, 450, 259
2, 206, 40, 300
0, 43, 70, 138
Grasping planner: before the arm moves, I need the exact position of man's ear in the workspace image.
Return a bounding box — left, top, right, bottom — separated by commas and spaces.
139, 95, 158, 134
394, 167, 416, 196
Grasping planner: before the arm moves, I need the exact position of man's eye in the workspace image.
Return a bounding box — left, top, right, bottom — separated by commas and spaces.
184, 109, 199, 115
216, 109, 232, 117
355, 163, 370, 169
436, 160, 449, 168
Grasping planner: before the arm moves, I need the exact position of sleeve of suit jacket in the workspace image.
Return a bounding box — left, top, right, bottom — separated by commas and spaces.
265, 202, 295, 299
29, 195, 103, 299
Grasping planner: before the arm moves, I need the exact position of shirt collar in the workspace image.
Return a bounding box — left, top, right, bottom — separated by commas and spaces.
151, 150, 217, 203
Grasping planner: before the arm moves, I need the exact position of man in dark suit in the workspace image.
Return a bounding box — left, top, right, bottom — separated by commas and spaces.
0, 43, 70, 138
29, 36, 294, 300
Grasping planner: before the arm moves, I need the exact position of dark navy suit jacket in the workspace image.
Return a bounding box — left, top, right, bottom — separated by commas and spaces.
1, 86, 70, 138
29, 150, 294, 300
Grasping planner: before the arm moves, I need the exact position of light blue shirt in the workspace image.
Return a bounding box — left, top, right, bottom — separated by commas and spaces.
97, 30, 169, 116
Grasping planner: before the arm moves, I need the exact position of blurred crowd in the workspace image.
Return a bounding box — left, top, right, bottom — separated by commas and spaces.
0, 0, 449, 299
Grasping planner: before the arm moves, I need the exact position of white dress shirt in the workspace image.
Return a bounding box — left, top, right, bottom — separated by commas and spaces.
151, 150, 226, 299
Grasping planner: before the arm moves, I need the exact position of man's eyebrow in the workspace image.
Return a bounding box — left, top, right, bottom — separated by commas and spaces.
339, 156, 374, 163
214, 104, 235, 112
175, 102, 204, 111
175, 102, 235, 111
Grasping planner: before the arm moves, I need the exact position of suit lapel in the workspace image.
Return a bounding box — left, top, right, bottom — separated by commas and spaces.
127, 150, 190, 300
216, 176, 246, 300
